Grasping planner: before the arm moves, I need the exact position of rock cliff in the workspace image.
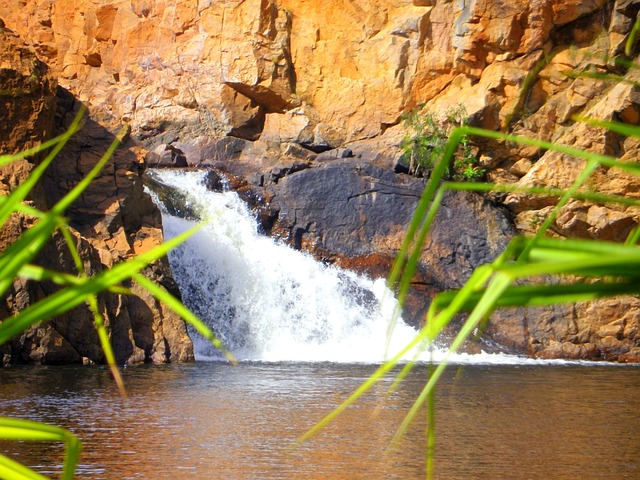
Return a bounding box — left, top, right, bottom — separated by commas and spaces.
0, 26, 193, 365
2, 0, 640, 361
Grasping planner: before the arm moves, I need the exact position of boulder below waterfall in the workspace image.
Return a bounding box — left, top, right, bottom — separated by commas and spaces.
268, 160, 515, 284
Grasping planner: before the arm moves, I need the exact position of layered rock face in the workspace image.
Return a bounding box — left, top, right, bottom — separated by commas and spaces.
0, 0, 626, 146
0, 27, 193, 365
2, 0, 640, 361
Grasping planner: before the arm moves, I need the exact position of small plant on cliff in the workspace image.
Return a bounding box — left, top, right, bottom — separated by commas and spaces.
399, 104, 484, 181
0, 110, 233, 479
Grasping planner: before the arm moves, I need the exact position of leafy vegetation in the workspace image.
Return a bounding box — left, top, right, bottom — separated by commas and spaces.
0, 110, 232, 479
399, 104, 485, 181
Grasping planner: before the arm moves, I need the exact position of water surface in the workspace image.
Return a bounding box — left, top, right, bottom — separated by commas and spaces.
1, 362, 638, 479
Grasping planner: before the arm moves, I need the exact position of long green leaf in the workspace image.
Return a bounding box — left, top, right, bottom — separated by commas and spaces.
626, 15, 640, 56
0, 418, 81, 480
0, 455, 49, 480
49, 124, 128, 216
431, 280, 640, 313
0, 214, 60, 297
563, 70, 640, 89
17, 264, 129, 295
0, 109, 83, 168
390, 272, 513, 448
442, 181, 640, 208
0, 109, 84, 228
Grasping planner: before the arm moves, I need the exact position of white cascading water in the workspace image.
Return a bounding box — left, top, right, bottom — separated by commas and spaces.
148, 169, 425, 362
148, 169, 563, 365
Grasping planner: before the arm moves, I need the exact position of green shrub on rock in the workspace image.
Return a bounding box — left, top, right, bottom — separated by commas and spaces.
399, 104, 484, 181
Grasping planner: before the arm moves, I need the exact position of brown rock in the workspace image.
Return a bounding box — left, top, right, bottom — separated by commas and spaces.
0, 28, 194, 366
509, 158, 534, 177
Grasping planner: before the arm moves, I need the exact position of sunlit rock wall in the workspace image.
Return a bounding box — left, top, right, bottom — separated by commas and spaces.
0, 27, 194, 366
2, 0, 640, 361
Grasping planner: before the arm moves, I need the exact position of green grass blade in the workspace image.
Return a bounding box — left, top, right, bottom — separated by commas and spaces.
386, 188, 446, 355
12, 203, 45, 218
86, 294, 126, 397
530, 237, 640, 255
0, 116, 119, 298
563, 70, 640, 89
299, 265, 500, 446
577, 117, 640, 145
296, 325, 431, 445
432, 280, 640, 312
50, 125, 128, 216
0, 110, 84, 228
0, 428, 62, 442
385, 131, 464, 353
0, 418, 81, 480
626, 16, 640, 56
501, 253, 640, 278
0, 214, 60, 297
390, 272, 513, 447
463, 126, 619, 167
17, 264, 85, 286
387, 129, 464, 292
0, 455, 49, 480
0, 418, 74, 438
425, 264, 496, 339
531, 160, 599, 244
441, 181, 640, 208
17, 264, 129, 295
0, 109, 83, 168
625, 225, 640, 245
58, 222, 127, 396
425, 363, 436, 480
58, 223, 84, 273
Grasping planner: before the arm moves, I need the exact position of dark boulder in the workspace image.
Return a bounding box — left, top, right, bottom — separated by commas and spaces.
269, 160, 514, 284
262, 159, 516, 323
270, 160, 424, 255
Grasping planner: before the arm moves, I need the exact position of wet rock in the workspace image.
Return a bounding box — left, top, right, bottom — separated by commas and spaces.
271, 160, 425, 255
265, 159, 515, 323
146, 144, 188, 168
176, 137, 252, 166
316, 148, 354, 162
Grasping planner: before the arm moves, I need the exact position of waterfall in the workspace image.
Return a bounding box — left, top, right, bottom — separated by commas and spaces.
147, 169, 579, 365
147, 169, 424, 362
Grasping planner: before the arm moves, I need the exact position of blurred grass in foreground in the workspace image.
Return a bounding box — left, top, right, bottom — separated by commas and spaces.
300, 43, 640, 478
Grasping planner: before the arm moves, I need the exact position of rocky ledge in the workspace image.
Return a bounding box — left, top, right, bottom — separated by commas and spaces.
155, 132, 640, 362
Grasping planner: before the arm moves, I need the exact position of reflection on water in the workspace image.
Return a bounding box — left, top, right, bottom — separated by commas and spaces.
0, 362, 639, 479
